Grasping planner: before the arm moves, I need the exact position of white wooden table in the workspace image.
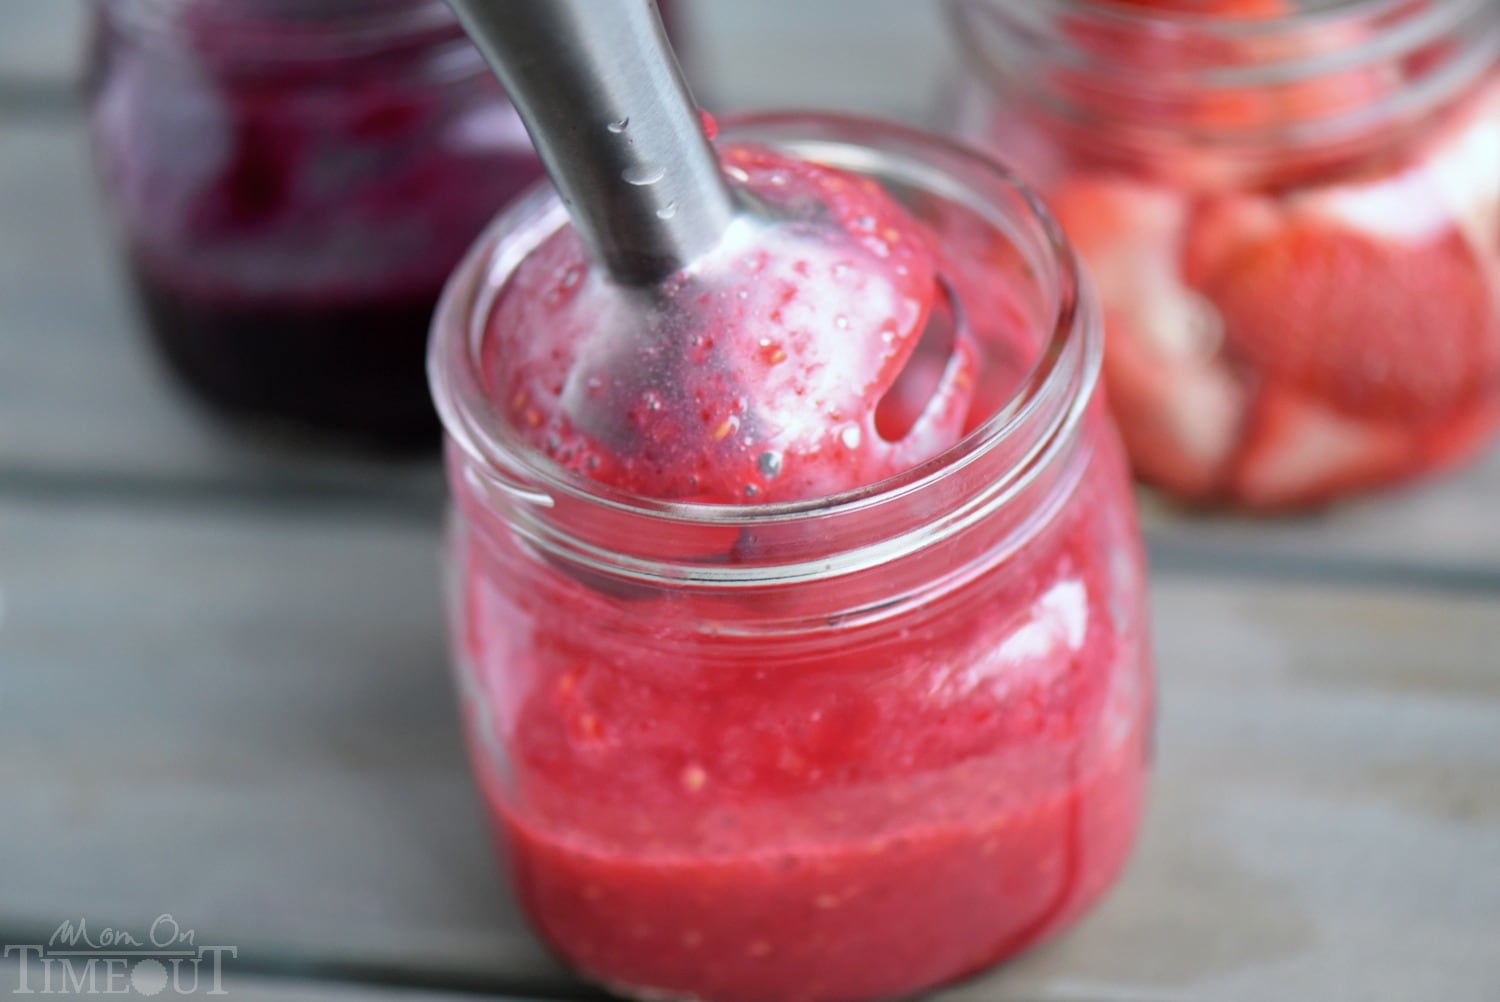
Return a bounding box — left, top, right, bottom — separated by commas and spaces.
3, 3, 1497, 1000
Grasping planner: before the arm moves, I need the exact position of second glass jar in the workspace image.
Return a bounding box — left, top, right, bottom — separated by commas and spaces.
948, 0, 1500, 510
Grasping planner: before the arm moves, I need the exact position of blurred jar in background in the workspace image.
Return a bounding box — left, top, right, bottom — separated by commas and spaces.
88, 0, 678, 451
946, 0, 1500, 510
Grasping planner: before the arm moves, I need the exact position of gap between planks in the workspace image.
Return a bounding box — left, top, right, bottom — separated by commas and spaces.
0, 476, 1497, 597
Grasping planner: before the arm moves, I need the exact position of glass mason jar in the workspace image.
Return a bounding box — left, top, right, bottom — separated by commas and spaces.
431, 114, 1153, 1002
85, 0, 545, 450
947, 0, 1500, 510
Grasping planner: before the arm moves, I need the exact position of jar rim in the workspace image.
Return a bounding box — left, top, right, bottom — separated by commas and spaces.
429, 111, 1099, 535
954, 0, 1482, 32
991, 0, 1464, 32
947, 0, 1500, 149
100, 0, 469, 61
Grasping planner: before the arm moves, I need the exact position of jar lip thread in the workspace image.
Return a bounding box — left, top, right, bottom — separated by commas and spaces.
430, 112, 1100, 533
101, 0, 472, 63
948, 0, 1500, 147
1020, 0, 1460, 33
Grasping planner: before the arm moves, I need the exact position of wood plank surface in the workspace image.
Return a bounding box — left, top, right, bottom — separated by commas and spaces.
0, 961, 549, 1002
684, 0, 949, 119
0, 0, 83, 98
0, 499, 556, 990
938, 582, 1500, 1002
0, 0, 949, 117
2, 497, 1495, 1001
1140, 448, 1500, 582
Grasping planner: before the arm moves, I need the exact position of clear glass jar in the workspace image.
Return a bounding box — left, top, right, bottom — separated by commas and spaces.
947, 0, 1500, 509
86, 0, 544, 450
431, 114, 1152, 1002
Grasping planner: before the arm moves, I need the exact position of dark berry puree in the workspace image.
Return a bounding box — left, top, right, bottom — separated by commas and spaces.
444, 139, 1151, 1002
88, 0, 546, 448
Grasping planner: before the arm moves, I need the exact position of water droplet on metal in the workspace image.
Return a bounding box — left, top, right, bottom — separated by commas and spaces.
623, 164, 666, 186
606, 117, 629, 134
757, 451, 783, 478
656, 201, 678, 220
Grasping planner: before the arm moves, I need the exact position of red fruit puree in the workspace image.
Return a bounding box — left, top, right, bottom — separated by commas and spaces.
952, 0, 1500, 508
438, 122, 1150, 1002
486, 144, 974, 504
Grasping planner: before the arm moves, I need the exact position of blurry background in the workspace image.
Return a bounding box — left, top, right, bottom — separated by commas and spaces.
2, 2, 1498, 1001
0, 0, 950, 487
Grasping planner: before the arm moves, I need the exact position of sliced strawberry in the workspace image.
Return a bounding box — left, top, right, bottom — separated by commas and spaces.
1049, 175, 1249, 496
1181, 194, 1281, 290
1228, 388, 1412, 509
1103, 309, 1247, 500
1195, 212, 1499, 422
1048, 177, 1195, 338
1415, 395, 1500, 477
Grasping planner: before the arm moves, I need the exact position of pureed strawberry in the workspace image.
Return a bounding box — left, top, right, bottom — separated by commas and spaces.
486, 143, 975, 504
949, 0, 1500, 509
430, 115, 1152, 1002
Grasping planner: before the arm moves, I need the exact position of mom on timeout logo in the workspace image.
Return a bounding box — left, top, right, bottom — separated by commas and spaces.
4, 915, 236, 996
